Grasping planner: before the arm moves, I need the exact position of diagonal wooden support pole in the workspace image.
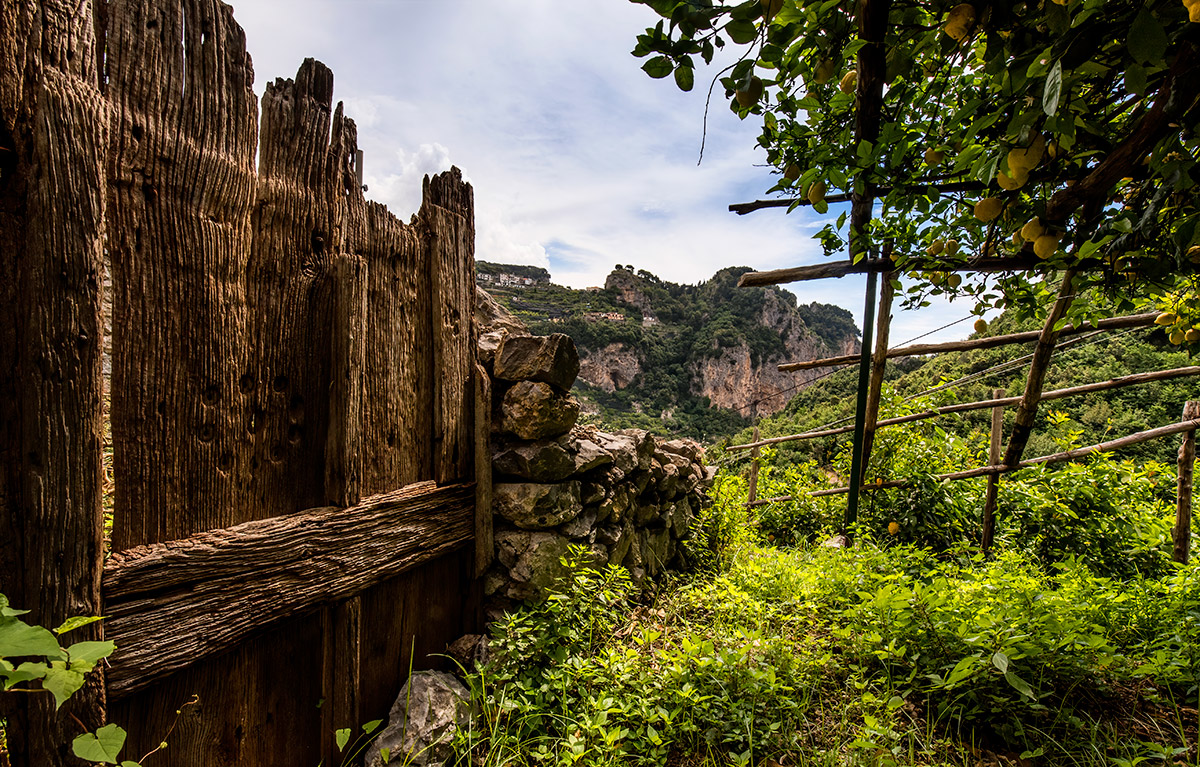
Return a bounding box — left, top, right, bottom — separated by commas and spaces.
860, 268, 896, 473
1002, 270, 1077, 467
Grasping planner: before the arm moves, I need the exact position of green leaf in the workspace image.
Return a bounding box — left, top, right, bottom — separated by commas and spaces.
0, 616, 62, 659
0, 595, 30, 618
363, 719, 383, 734
65, 640, 116, 666
1127, 8, 1166, 65
54, 615, 104, 636
674, 64, 694, 92
1043, 60, 1062, 117
1004, 670, 1036, 700
335, 728, 351, 751
991, 650, 1009, 672
725, 19, 758, 45
380, 746, 391, 764
4, 661, 50, 689
1125, 62, 1147, 96
641, 56, 673, 79
42, 664, 88, 708
72, 724, 128, 764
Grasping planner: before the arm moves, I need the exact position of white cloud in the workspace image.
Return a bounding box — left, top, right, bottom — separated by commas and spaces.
228, 0, 973, 345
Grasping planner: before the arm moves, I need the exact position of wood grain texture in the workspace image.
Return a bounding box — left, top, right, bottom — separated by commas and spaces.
778, 312, 1156, 371
102, 481, 474, 699
475, 363, 494, 577
0, 1, 109, 763
106, 0, 258, 548
325, 255, 366, 507
360, 200, 433, 492
424, 169, 476, 484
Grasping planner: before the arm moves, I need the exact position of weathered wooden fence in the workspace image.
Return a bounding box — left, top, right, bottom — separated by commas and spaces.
1, 1, 489, 765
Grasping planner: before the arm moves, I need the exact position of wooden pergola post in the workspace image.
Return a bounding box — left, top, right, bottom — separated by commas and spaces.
980, 388, 1005, 555
842, 0, 891, 539
861, 269, 896, 473
1174, 400, 1199, 564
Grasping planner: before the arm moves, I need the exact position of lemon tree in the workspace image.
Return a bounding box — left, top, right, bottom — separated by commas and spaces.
632, 0, 1200, 330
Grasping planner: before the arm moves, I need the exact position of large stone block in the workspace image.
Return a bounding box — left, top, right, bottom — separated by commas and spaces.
494, 481, 582, 529
495, 529, 572, 598
366, 671, 470, 767
500, 381, 580, 440
494, 333, 580, 390
570, 437, 613, 474
493, 439, 575, 482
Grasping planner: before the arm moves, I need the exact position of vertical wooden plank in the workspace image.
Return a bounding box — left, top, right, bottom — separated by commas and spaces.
423, 169, 476, 484
325, 255, 367, 507
747, 426, 761, 506
359, 203, 433, 493
0, 1, 108, 761
245, 59, 343, 520
1174, 401, 1199, 564
106, 0, 258, 547
320, 598, 362, 767
980, 388, 1005, 555
860, 269, 896, 472
475, 363, 494, 577
1003, 270, 1077, 467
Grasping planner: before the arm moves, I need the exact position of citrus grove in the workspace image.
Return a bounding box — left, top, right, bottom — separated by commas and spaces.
631, 0, 1200, 334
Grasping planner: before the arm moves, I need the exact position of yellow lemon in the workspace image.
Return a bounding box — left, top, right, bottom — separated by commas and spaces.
1187, 329, 1200, 343
997, 169, 1027, 190
1156, 312, 1179, 326
735, 76, 764, 107
974, 197, 1003, 222
1020, 218, 1044, 242
1170, 329, 1186, 345
929, 238, 946, 255
839, 70, 857, 94
925, 147, 946, 165
888, 521, 900, 536
974, 318, 988, 334
783, 163, 801, 181
1033, 234, 1060, 259
945, 239, 960, 256
814, 59, 836, 84
946, 273, 963, 288
807, 179, 827, 204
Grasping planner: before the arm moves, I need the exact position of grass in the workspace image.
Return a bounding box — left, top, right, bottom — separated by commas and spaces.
453, 541, 1200, 767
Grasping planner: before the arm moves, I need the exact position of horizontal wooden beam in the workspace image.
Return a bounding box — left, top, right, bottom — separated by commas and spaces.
727, 364, 1200, 452
729, 180, 986, 216
102, 481, 474, 700
736, 254, 1117, 287
807, 416, 1200, 497
777, 313, 1156, 372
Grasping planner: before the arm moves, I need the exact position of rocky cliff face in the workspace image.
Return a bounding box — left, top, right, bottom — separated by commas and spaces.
692, 290, 859, 416
578, 343, 642, 393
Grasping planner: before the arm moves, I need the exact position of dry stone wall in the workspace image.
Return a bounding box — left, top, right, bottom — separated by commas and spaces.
477, 290, 713, 618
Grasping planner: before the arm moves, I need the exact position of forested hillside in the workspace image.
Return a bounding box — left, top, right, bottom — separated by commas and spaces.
477, 263, 860, 439
726, 304, 1199, 467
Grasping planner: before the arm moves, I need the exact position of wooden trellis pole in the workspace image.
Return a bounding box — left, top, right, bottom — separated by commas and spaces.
861, 270, 896, 474
1003, 270, 1077, 467
1174, 401, 1199, 564
980, 388, 1005, 555
747, 425, 761, 507
842, 0, 891, 538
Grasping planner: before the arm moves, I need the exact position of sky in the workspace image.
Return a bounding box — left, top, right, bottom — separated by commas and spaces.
231, 0, 973, 345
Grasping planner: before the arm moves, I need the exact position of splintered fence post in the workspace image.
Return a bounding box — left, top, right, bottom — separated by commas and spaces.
980, 388, 1005, 555
1174, 400, 1199, 564
747, 425, 761, 507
